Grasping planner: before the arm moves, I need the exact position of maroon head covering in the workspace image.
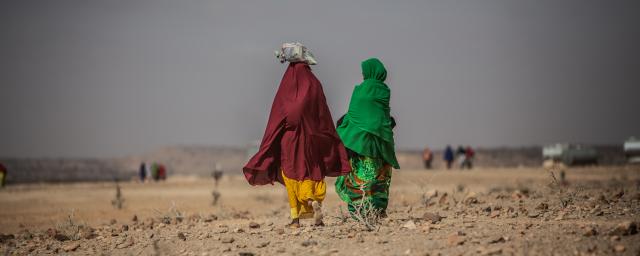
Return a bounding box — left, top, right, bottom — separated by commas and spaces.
243, 62, 351, 185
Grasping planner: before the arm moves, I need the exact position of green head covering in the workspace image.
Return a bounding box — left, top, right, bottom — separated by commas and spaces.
337, 58, 399, 168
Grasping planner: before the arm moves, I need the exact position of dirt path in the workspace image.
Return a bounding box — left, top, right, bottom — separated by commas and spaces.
1, 166, 639, 255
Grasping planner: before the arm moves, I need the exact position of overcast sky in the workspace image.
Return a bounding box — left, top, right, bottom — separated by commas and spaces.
1, 0, 639, 158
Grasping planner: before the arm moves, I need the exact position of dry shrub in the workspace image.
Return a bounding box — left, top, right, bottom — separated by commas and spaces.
153, 201, 185, 224
349, 187, 383, 231
56, 209, 91, 240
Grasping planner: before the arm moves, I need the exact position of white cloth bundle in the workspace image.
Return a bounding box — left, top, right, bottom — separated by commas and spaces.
274, 42, 317, 65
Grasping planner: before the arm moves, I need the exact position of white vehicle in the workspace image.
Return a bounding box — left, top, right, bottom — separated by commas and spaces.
624, 137, 640, 164
542, 143, 598, 166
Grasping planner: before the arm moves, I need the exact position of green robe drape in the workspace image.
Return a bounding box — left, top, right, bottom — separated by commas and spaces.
336, 58, 399, 169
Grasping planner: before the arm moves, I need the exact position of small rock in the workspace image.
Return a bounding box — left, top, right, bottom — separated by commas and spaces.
83, 229, 98, 240
248, 222, 260, 229
301, 240, 318, 247
256, 241, 269, 248
488, 236, 506, 244
177, 232, 186, 241
613, 244, 625, 253
204, 214, 218, 222
463, 192, 479, 205
275, 228, 285, 235
46, 228, 57, 238
425, 189, 438, 199
54, 234, 70, 242
610, 221, 637, 236
447, 233, 466, 246
583, 227, 598, 237
512, 191, 526, 200
485, 248, 503, 256
62, 242, 80, 252
402, 220, 417, 230
221, 237, 235, 243
116, 237, 134, 249
422, 212, 442, 224
610, 235, 621, 241
0, 234, 15, 243
132, 215, 138, 222
527, 211, 540, 218
110, 219, 117, 225
535, 202, 549, 210
490, 211, 500, 218
611, 190, 624, 200
234, 228, 245, 233
121, 224, 129, 231
438, 193, 449, 205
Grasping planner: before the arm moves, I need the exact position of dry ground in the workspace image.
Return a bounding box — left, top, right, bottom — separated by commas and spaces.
1, 166, 639, 255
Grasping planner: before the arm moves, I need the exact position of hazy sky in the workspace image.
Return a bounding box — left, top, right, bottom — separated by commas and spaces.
1, 0, 639, 158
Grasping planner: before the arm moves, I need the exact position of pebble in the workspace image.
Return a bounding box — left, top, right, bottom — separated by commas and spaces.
613, 244, 625, 252
249, 222, 260, 229
422, 212, 442, 224
447, 233, 466, 246
115, 237, 134, 249
610, 221, 637, 236
583, 227, 598, 237
53, 234, 69, 242
402, 220, 417, 230
301, 240, 318, 247
535, 202, 549, 210
487, 236, 506, 244
221, 237, 235, 243
177, 232, 186, 241
62, 242, 80, 252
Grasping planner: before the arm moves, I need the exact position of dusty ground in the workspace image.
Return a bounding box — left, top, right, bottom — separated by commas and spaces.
1, 166, 639, 255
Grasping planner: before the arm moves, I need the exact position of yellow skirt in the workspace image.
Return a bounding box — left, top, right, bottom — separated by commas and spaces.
281, 170, 326, 219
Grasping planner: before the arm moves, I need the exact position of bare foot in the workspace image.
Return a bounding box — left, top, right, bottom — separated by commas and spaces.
312, 201, 323, 226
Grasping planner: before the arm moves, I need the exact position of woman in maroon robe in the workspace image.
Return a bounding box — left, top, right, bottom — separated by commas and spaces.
244, 61, 350, 227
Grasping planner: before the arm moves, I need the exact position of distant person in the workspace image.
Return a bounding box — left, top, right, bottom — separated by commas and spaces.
423, 147, 433, 169
139, 162, 147, 182
144, 163, 152, 182
335, 58, 400, 219
444, 145, 454, 169
0, 163, 6, 188
464, 146, 475, 169
456, 145, 467, 169
151, 163, 159, 181
244, 43, 350, 228
157, 164, 167, 181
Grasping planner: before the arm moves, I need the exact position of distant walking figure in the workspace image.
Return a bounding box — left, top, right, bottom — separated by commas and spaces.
423, 147, 433, 169
335, 58, 400, 218
139, 162, 147, 182
0, 163, 7, 188
444, 145, 454, 169
244, 43, 350, 228
463, 146, 475, 169
456, 145, 467, 169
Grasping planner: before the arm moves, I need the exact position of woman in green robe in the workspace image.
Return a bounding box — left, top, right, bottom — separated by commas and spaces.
335, 58, 399, 217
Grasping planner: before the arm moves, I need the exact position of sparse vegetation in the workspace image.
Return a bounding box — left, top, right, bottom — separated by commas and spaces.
111, 180, 124, 209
